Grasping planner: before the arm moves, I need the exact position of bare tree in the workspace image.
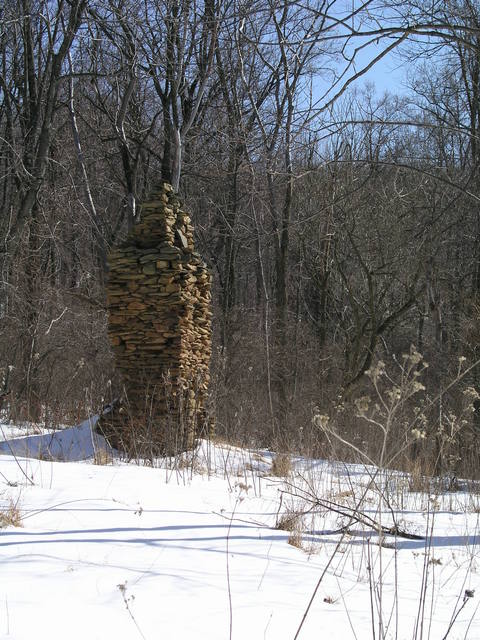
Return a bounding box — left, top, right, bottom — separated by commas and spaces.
0, 0, 88, 419
136, 0, 220, 191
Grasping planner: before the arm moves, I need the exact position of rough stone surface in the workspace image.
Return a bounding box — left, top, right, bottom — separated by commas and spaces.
98, 182, 212, 454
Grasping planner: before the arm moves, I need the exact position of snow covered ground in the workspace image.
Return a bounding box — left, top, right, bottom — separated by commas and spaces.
0, 421, 479, 640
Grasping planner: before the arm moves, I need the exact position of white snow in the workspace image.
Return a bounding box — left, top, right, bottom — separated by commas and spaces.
0, 421, 479, 640
0, 416, 113, 462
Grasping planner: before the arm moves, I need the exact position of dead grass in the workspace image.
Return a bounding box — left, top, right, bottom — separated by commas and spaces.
288, 527, 304, 549
275, 508, 304, 549
271, 453, 293, 477
406, 459, 434, 493
94, 449, 113, 465
177, 454, 207, 475
0, 499, 22, 528
276, 510, 301, 531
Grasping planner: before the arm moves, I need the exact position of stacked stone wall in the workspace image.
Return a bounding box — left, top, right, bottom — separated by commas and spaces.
99, 183, 212, 454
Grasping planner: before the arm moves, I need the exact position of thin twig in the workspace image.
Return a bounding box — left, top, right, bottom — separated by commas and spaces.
0, 424, 34, 486
226, 498, 240, 640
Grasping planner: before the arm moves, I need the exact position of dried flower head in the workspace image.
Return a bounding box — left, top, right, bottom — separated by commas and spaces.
411, 381, 426, 394
463, 387, 480, 401
313, 413, 330, 429
354, 396, 371, 416
366, 361, 386, 382
411, 428, 426, 440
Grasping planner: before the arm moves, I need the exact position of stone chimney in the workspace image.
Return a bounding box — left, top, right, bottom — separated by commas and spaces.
99, 183, 212, 455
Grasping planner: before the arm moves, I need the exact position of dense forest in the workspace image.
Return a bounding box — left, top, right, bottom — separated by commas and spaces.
2, 0, 480, 477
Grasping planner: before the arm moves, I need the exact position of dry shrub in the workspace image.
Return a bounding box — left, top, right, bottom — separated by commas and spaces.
177, 453, 207, 475
405, 458, 435, 493
210, 312, 338, 453
0, 499, 22, 528
271, 453, 293, 477
275, 510, 301, 531
1, 274, 114, 427
94, 449, 113, 465
275, 508, 304, 549
287, 527, 304, 549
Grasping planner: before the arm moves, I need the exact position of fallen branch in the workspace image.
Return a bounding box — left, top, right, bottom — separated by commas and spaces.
279, 480, 424, 541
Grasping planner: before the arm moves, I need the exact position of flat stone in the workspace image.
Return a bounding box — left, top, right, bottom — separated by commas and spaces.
142, 264, 156, 275
127, 301, 147, 311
